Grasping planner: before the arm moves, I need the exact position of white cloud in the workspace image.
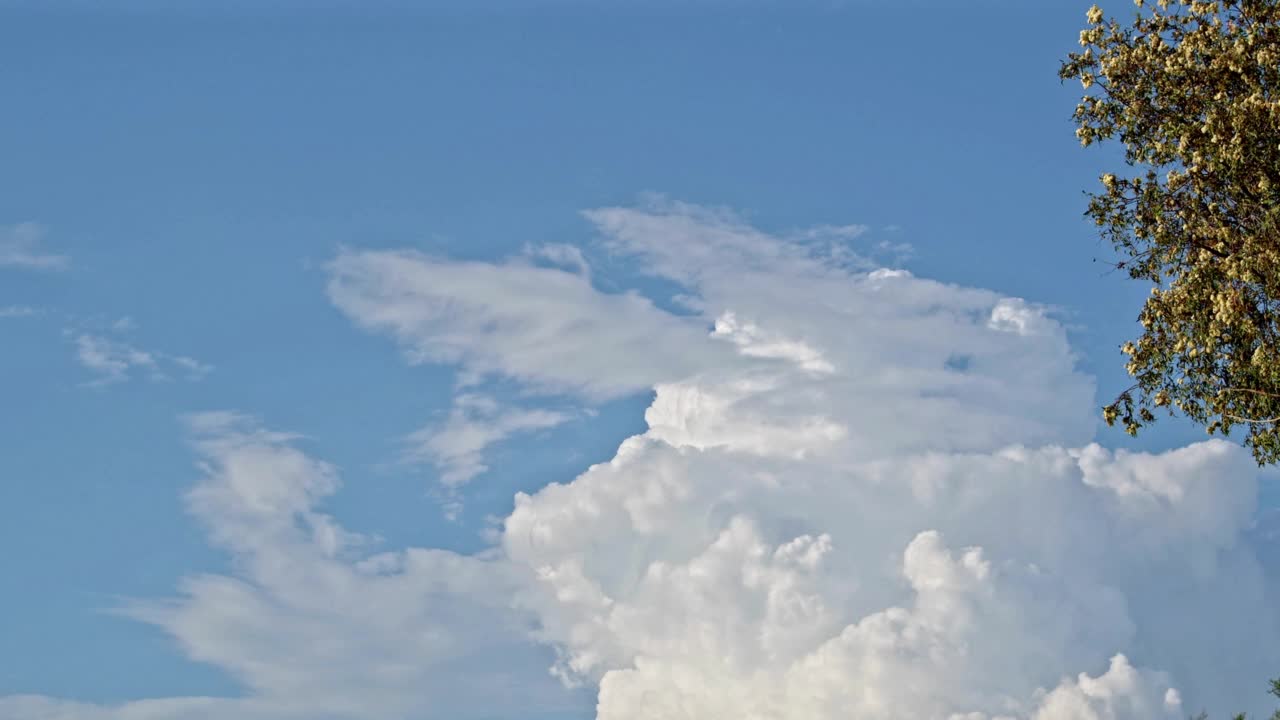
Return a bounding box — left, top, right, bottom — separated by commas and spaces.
1033, 655, 1183, 720
327, 249, 729, 401
407, 393, 571, 517
0, 222, 68, 270
504, 437, 1269, 719
494, 202, 1277, 719
589, 200, 1097, 458
73, 334, 212, 385
9, 201, 1280, 720
329, 201, 1280, 718
711, 311, 835, 374
75, 334, 158, 384
113, 316, 138, 332
0, 305, 38, 318
795, 222, 870, 241
409, 394, 570, 488
0, 413, 581, 720
170, 354, 215, 380
526, 242, 592, 277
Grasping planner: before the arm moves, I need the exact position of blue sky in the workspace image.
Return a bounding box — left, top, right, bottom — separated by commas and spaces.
3, 3, 1277, 720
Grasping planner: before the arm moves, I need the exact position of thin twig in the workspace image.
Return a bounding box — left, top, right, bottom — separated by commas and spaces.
1221, 386, 1280, 400
1223, 412, 1280, 424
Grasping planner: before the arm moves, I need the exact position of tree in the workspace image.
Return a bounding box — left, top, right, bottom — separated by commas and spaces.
1060, 0, 1280, 463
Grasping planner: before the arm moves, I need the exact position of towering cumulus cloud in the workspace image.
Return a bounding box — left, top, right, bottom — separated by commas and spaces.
330, 200, 1279, 719
6, 201, 1277, 719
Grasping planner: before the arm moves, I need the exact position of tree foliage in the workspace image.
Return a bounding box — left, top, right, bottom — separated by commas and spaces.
1060, 0, 1280, 462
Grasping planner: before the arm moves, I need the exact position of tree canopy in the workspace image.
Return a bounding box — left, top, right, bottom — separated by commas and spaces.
1060, 0, 1280, 462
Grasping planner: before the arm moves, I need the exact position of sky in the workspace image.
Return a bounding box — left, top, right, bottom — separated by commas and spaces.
2, 2, 1279, 719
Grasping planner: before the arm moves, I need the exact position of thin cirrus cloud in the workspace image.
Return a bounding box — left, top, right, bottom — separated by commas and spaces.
406, 394, 571, 489
0, 222, 68, 271
325, 247, 730, 402
5, 200, 1280, 720
73, 333, 213, 386
0, 305, 39, 318
405, 393, 572, 518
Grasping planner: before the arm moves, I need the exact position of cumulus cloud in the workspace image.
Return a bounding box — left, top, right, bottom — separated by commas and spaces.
9, 200, 1280, 720
501, 202, 1276, 718
504, 436, 1270, 719
73, 334, 212, 385
286, 202, 1280, 717
1034, 655, 1184, 720
491, 202, 1277, 719
0, 222, 68, 270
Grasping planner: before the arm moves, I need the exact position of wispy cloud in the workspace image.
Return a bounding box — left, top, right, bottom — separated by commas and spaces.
406, 393, 570, 518
794, 222, 869, 241
0, 305, 39, 318
74, 334, 157, 384
169, 354, 214, 379
409, 394, 570, 487
73, 333, 212, 386
327, 248, 727, 401
524, 242, 592, 277
0, 413, 579, 720
0, 222, 68, 271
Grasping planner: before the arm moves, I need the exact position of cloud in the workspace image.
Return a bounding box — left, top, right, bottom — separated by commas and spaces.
0, 222, 68, 270
408, 394, 570, 488
73, 334, 212, 385
9, 201, 1280, 720
331, 200, 1280, 718
504, 437, 1267, 719
113, 316, 139, 332
0, 413, 580, 720
74, 334, 158, 384
1034, 655, 1183, 720
589, 199, 1097, 458
170, 355, 215, 380
496, 202, 1276, 718
406, 393, 571, 517
0, 305, 39, 318
525, 242, 592, 277
326, 248, 729, 401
